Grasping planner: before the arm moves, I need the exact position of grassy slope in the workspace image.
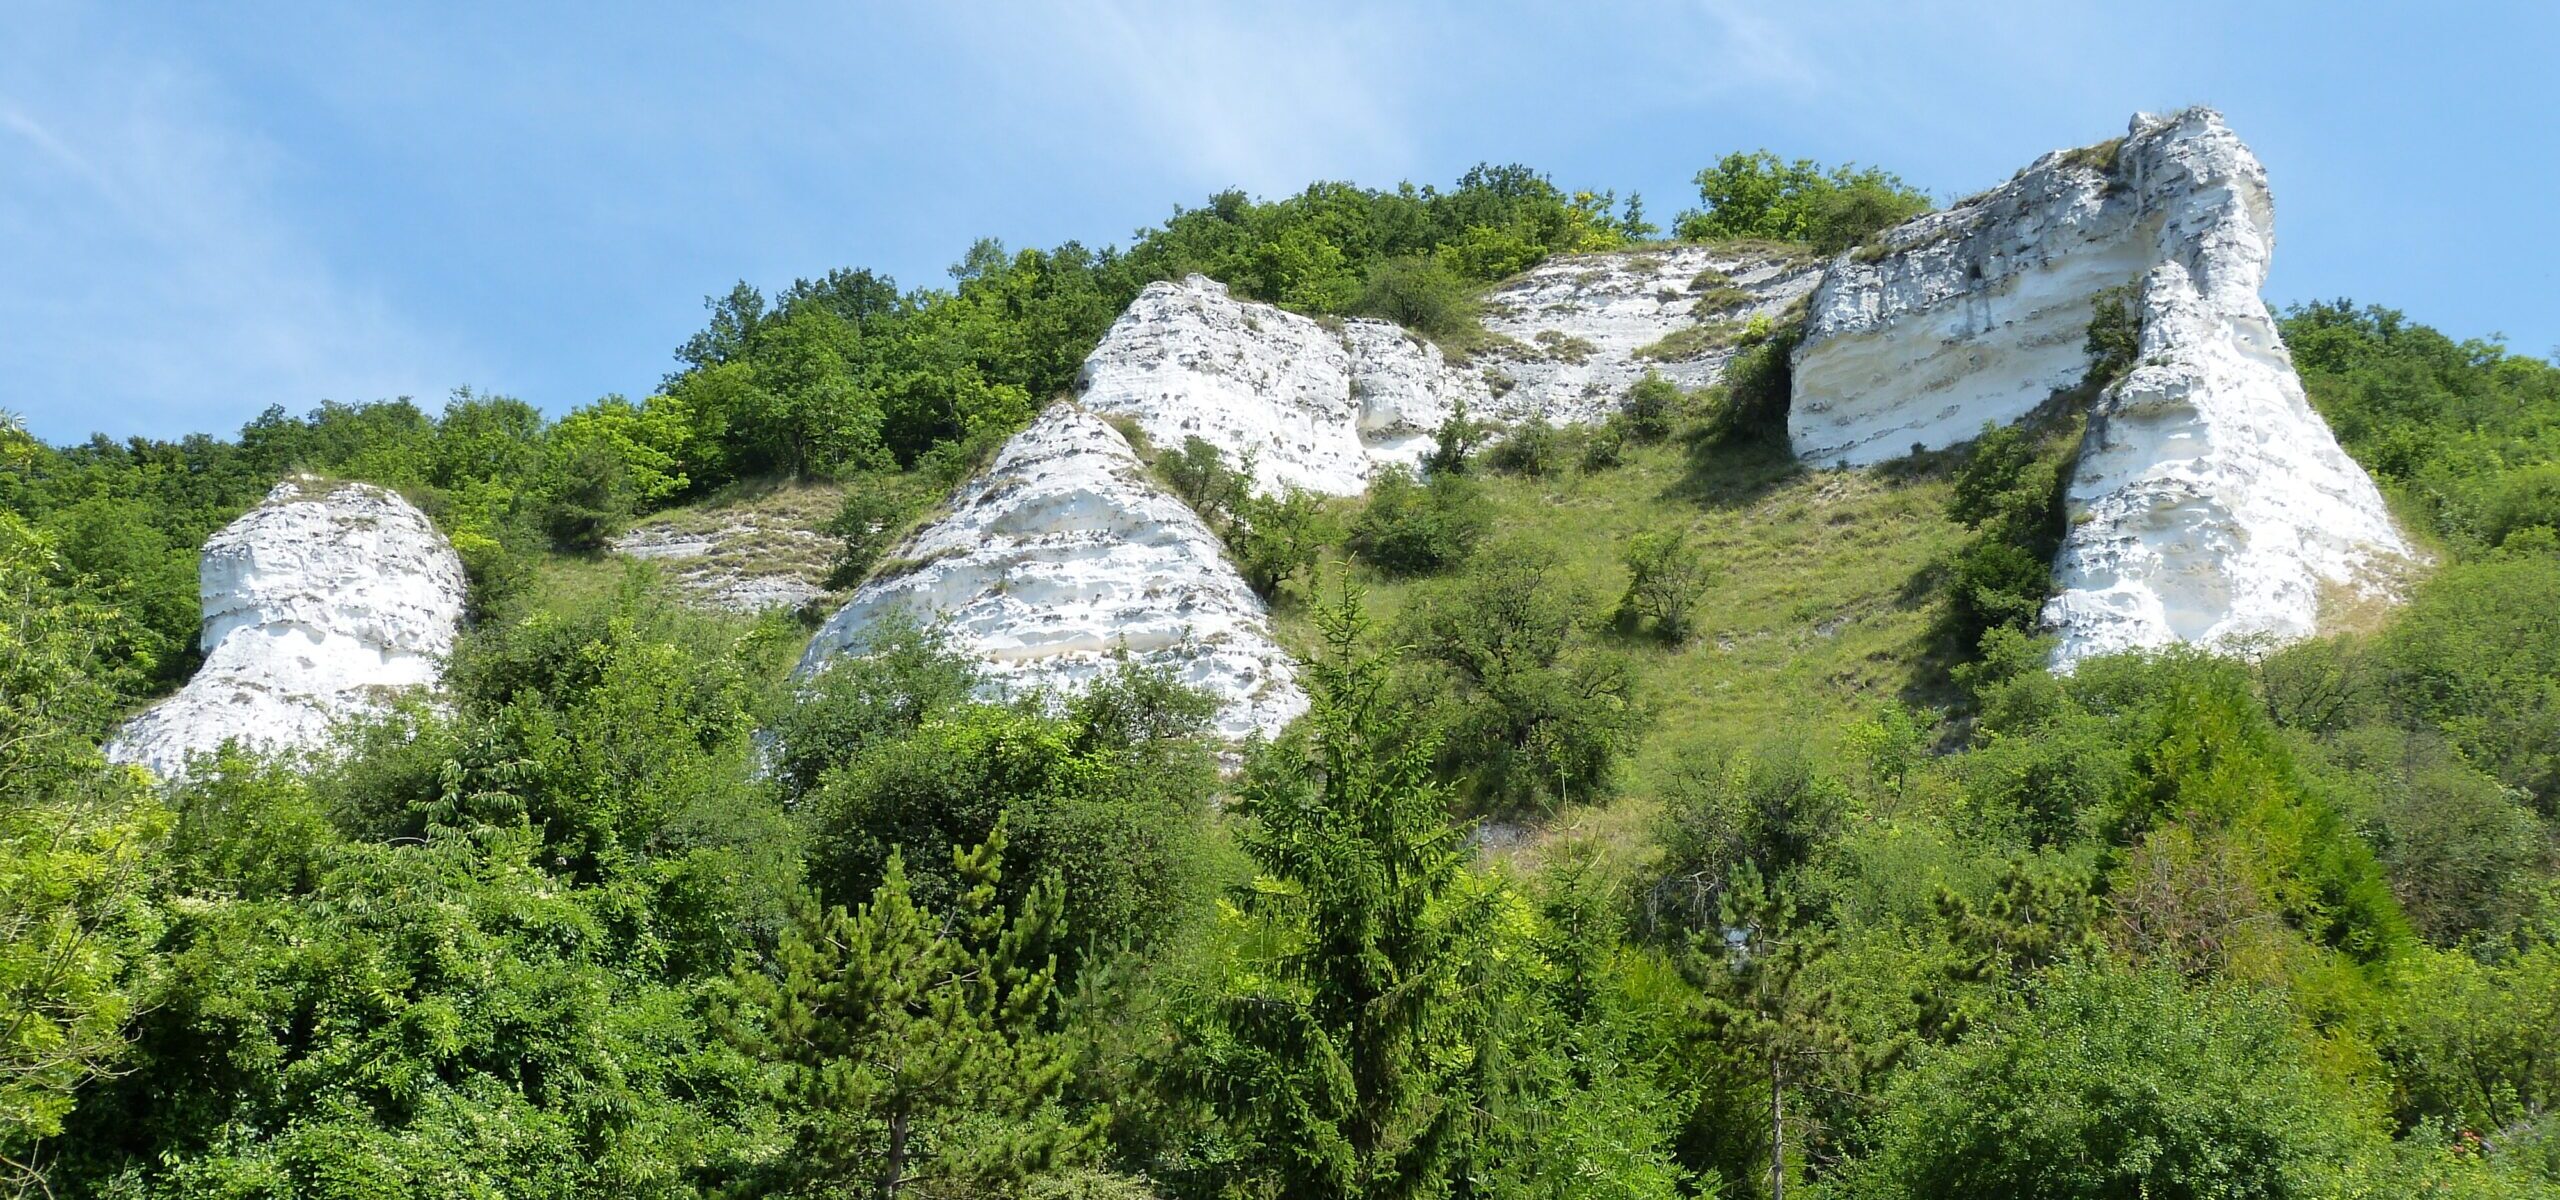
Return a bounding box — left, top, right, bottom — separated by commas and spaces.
542, 478, 848, 615
1268, 434, 1967, 859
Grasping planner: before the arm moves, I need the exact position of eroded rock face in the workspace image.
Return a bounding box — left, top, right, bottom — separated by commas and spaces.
798, 404, 1306, 740
1078, 276, 1476, 496
2043, 260, 2416, 663
1473, 243, 1822, 425
1790, 108, 2413, 665
1077, 252, 1818, 496
107, 477, 467, 778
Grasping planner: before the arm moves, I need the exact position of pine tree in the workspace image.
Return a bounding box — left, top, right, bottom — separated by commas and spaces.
722, 816, 1086, 1199
1683, 860, 1854, 1200
1190, 590, 1501, 1199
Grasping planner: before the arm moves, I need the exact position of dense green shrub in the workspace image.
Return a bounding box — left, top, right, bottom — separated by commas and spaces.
2287, 300, 2560, 553
801, 663, 1219, 960
1620, 370, 1686, 442
1354, 254, 1480, 340
1851, 965, 2391, 1200
1482, 416, 1563, 477
1673, 151, 1933, 253
1402, 548, 1644, 810
1942, 420, 2073, 653
1692, 319, 1801, 446
1615, 529, 1712, 642
1644, 742, 1849, 934
1346, 464, 1490, 575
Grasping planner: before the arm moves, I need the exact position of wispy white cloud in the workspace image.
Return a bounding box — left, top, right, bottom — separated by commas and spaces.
0, 8, 466, 442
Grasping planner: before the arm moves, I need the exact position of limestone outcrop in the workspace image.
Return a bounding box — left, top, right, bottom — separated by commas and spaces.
798, 404, 1305, 740
106, 477, 467, 778
1472, 243, 1822, 425
1789, 108, 2413, 665
1077, 276, 1477, 496
1076, 249, 1818, 496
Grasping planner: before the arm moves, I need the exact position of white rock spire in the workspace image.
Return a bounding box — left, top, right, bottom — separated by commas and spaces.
1790, 108, 2414, 666
108, 477, 467, 778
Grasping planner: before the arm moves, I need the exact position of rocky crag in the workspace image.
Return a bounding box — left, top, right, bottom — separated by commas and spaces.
1793, 108, 2414, 665
1077, 244, 1819, 496
107, 477, 466, 778
798, 404, 1305, 740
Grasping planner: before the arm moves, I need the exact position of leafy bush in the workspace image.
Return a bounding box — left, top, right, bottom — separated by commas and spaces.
1852, 965, 2390, 1200
801, 663, 1219, 959
824, 469, 936, 587
1943, 420, 2072, 653
768, 615, 981, 802
1578, 419, 1627, 471
1402, 548, 1644, 810
1620, 371, 1687, 442
1423, 401, 1490, 474
1615, 529, 1711, 641
1483, 416, 1563, 477
1691, 319, 1801, 445
1673, 150, 1934, 254
1355, 254, 1480, 340
2084, 283, 2142, 389
1347, 464, 1490, 576
1228, 485, 1338, 599
1156, 435, 1255, 527
1644, 742, 1848, 934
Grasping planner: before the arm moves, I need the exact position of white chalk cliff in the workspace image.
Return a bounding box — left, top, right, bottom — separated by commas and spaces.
1473, 243, 1822, 425
1790, 108, 2414, 665
1077, 248, 1817, 496
107, 477, 467, 778
1077, 276, 1478, 496
799, 404, 1305, 740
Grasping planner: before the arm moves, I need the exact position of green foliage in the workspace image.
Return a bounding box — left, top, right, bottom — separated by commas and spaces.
1145, 436, 1338, 599
2286, 301, 2560, 555
768, 616, 982, 803
1620, 371, 1687, 443
1691, 319, 1802, 446
721, 819, 1089, 1199
1483, 416, 1564, 477
1227, 486, 1339, 600
1615, 529, 1712, 642
2084, 284, 2142, 390
1943, 420, 2074, 653
1155, 436, 1255, 528
1182, 594, 1503, 1199
1347, 464, 1491, 576
824, 469, 938, 588
1681, 861, 1858, 1200
1645, 744, 1849, 935
801, 662, 1219, 962
1673, 151, 1933, 254
1852, 965, 2391, 1200
0, 516, 164, 1187
58, 820, 761, 1199
2372, 556, 2560, 811
1402, 547, 1645, 811
1355, 256, 1481, 341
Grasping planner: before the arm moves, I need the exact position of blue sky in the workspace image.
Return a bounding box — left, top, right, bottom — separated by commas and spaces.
5, 1, 2553, 444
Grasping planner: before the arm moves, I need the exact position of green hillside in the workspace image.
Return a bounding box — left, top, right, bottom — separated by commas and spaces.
4, 151, 2560, 1199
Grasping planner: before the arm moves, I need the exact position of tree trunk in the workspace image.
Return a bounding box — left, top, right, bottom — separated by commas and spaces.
880, 1109, 910, 1200
1769, 1054, 1785, 1200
